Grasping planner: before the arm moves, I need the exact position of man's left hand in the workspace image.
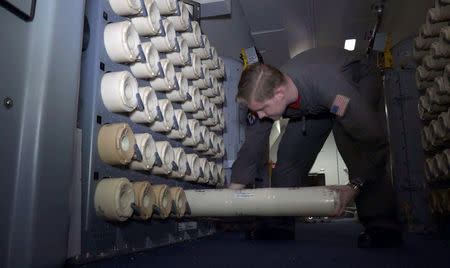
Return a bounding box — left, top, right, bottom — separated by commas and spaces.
327, 185, 358, 216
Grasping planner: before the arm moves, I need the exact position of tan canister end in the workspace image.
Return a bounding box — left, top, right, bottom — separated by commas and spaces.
169, 187, 187, 218
132, 181, 156, 220
97, 123, 136, 165
94, 178, 134, 221
151, 184, 172, 219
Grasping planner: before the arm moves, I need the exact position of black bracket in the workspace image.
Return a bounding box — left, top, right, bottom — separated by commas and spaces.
157, 61, 165, 78
186, 124, 192, 137
152, 204, 161, 215
171, 200, 177, 214
131, 202, 142, 216
200, 132, 204, 144
174, 36, 181, 53
0, 0, 36, 21
200, 99, 205, 110
154, 152, 163, 167
172, 115, 179, 130
185, 202, 191, 215
158, 19, 166, 36
200, 66, 205, 79
137, 44, 147, 63
185, 162, 191, 175
139, 0, 148, 16
172, 161, 179, 171
175, 0, 181, 16
133, 144, 143, 161
186, 51, 192, 66
156, 105, 164, 121
136, 93, 145, 111
174, 75, 180, 90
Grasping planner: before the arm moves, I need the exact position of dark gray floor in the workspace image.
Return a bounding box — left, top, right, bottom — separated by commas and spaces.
80, 219, 450, 268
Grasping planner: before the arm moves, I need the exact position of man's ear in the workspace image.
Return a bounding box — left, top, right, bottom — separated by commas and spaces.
273, 86, 285, 100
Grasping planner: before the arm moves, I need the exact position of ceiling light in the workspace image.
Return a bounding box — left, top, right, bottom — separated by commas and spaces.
344, 39, 356, 51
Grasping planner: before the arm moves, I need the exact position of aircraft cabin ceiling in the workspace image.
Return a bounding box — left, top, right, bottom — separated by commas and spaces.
238, 0, 417, 67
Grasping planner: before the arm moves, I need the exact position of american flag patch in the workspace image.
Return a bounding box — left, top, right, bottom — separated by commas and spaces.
330, 94, 350, 117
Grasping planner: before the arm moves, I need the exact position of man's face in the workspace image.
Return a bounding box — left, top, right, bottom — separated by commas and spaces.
247, 87, 286, 120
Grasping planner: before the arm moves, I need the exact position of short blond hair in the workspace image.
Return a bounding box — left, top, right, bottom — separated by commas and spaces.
236, 63, 286, 106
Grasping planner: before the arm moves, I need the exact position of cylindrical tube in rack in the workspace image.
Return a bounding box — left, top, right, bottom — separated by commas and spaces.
94, 178, 134, 221
131, 0, 161, 36
210, 83, 225, 105
169, 187, 187, 218
215, 137, 225, 158
181, 53, 203, 79
192, 35, 212, 59
435, 76, 450, 95
427, 86, 450, 105
181, 86, 202, 112
151, 141, 175, 175
192, 66, 212, 89
426, 157, 440, 180
183, 153, 201, 182
149, 59, 176, 91
108, 0, 142, 16
149, 99, 174, 132
427, 7, 450, 23
217, 164, 225, 187
201, 81, 219, 97
181, 21, 202, 48
202, 104, 219, 126
210, 109, 225, 131
193, 95, 212, 120
182, 119, 202, 147
150, 19, 177, 52
166, 109, 188, 140
129, 87, 158, 123
166, 2, 190, 31
129, 133, 157, 170
132, 181, 156, 220
150, 184, 172, 219
429, 120, 446, 147
101, 71, 138, 113
433, 117, 450, 143
439, 110, 450, 130
184, 187, 340, 217
443, 149, 450, 173
197, 158, 211, 183
208, 162, 219, 186
97, 123, 136, 165
202, 46, 219, 69
166, 37, 190, 66
168, 147, 187, 179
130, 42, 161, 79
154, 0, 178, 15
435, 153, 449, 178
204, 132, 218, 156
210, 57, 225, 79
104, 21, 141, 63
211, 135, 224, 157
194, 126, 210, 152
166, 72, 188, 102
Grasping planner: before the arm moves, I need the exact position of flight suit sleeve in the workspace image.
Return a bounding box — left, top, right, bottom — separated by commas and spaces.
230, 118, 272, 185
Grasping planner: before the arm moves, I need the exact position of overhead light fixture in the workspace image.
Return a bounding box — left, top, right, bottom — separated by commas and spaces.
344, 39, 356, 51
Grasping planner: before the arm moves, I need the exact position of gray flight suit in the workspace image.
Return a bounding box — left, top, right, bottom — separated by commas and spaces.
231, 115, 333, 187
280, 47, 398, 230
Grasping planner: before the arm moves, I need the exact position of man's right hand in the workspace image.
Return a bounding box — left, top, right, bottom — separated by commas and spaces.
228, 183, 245, 189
